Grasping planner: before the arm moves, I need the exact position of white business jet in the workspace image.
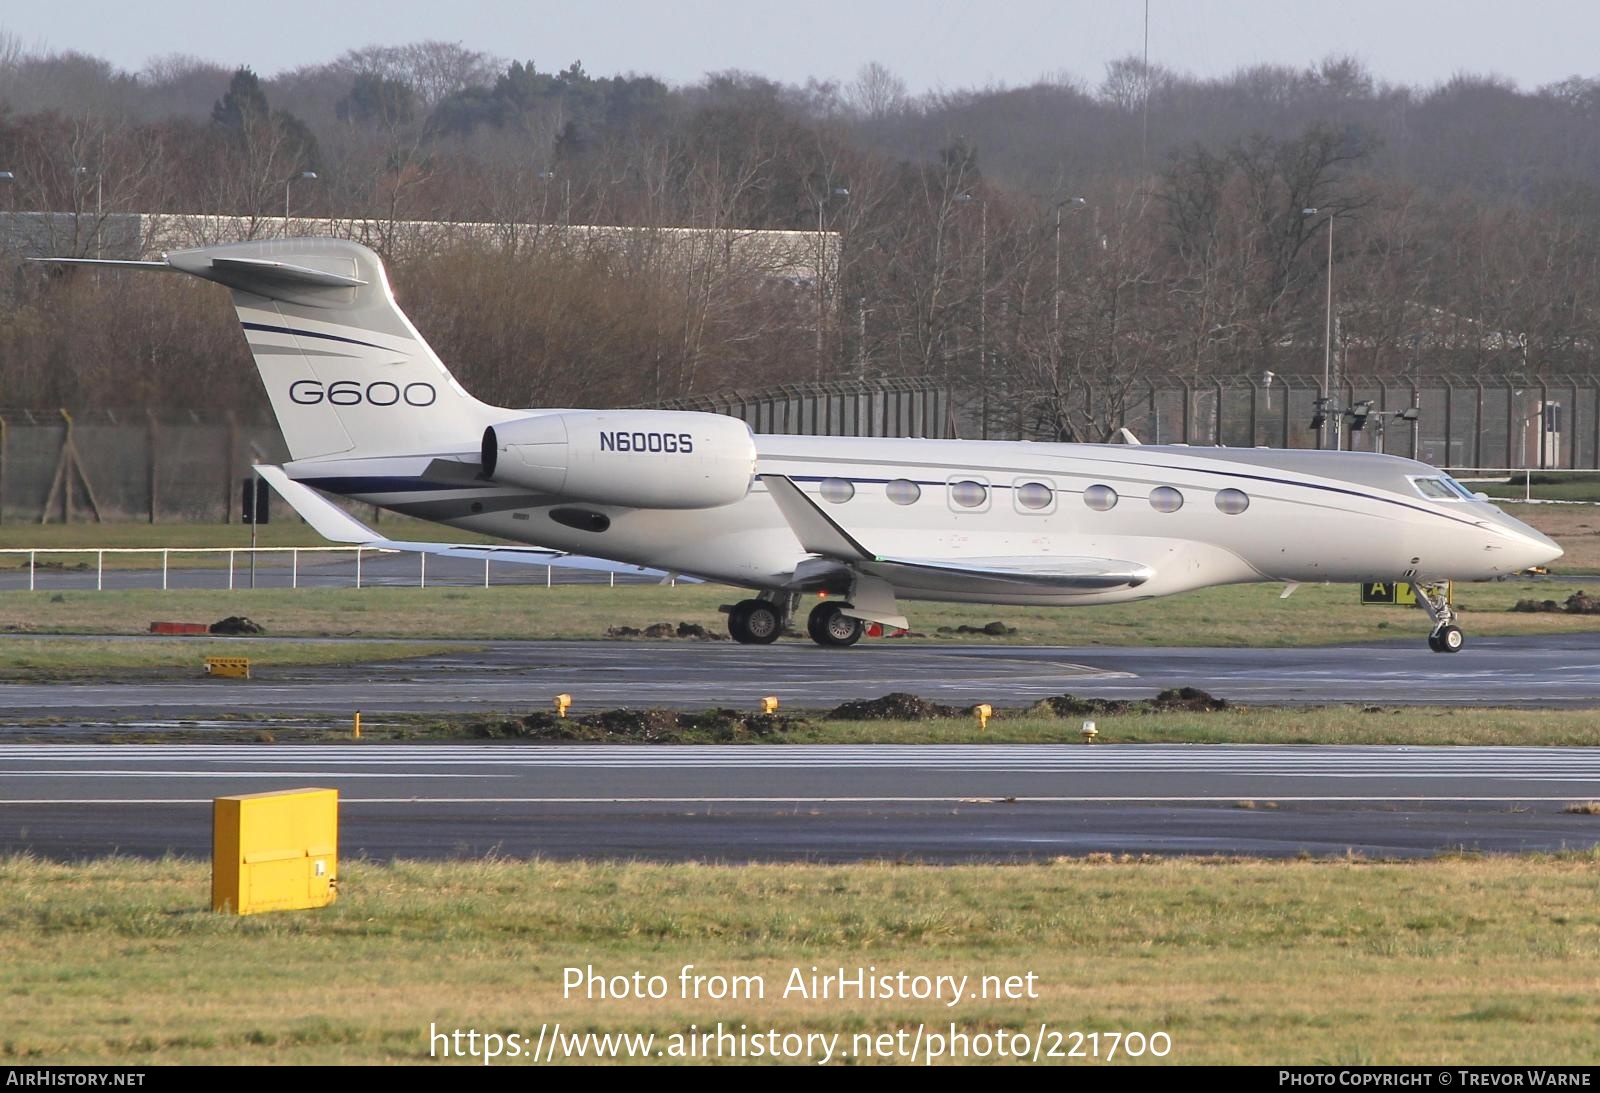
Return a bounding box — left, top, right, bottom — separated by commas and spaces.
42, 239, 1562, 653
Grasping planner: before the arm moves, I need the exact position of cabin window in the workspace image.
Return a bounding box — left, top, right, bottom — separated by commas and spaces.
1150, 486, 1184, 513
1083, 484, 1118, 511
885, 479, 921, 505
819, 478, 855, 503
1015, 481, 1053, 511
949, 480, 989, 509
1214, 488, 1250, 515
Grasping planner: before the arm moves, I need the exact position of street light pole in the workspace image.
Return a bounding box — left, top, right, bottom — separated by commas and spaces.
1053, 195, 1086, 335
284, 171, 318, 230
813, 185, 849, 382
1303, 207, 1337, 449
979, 196, 987, 438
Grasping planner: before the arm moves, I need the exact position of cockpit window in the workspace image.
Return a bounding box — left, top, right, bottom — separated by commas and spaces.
1410, 476, 1475, 502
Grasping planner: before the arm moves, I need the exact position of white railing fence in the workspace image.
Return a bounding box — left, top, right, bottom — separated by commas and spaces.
0, 547, 598, 591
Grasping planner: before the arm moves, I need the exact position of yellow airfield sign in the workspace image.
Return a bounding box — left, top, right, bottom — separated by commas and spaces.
1360, 581, 1451, 606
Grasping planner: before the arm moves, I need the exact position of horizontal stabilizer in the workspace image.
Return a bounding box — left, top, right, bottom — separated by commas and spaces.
28, 257, 173, 271
254, 465, 688, 580
29, 253, 368, 290
255, 465, 376, 543
208, 256, 368, 288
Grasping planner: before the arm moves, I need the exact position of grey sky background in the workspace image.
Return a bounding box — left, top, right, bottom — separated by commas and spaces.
3, 0, 1594, 93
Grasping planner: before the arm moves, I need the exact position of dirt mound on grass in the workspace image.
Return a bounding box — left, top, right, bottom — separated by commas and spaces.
1026, 687, 1228, 717
605, 621, 727, 639
209, 616, 264, 635
827, 692, 962, 720
468, 706, 807, 743
936, 621, 1019, 636
1149, 686, 1228, 711
1510, 592, 1600, 615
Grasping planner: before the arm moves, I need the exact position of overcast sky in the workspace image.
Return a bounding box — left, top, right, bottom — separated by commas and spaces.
3, 0, 1595, 94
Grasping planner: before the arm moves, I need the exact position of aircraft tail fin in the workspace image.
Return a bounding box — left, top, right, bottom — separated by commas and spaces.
37, 239, 502, 462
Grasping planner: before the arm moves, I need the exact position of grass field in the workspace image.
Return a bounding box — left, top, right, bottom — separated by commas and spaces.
1478, 474, 1600, 505
5, 704, 1598, 748
2, 854, 1597, 1065
2, 578, 1598, 647
0, 638, 460, 681
767, 706, 1600, 747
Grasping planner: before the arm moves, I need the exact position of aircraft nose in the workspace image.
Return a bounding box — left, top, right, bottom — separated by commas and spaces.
1481, 510, 1563, 570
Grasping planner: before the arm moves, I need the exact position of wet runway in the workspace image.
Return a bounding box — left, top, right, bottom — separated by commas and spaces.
1, 633, 1599, 719
3, 743, 1598, 861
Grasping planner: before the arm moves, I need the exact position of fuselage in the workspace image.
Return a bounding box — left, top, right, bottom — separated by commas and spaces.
287, 434, 1563, 606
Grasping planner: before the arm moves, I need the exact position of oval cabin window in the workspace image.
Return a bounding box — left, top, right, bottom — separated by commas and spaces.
885, 479, 921, 505
1083, 484, 1118, 511
1015, 482, 1053, 510
950, 480, 988, 508
819, 478, 855, 504
1150, 486, 1184, 513
1214, 488, 1249, 515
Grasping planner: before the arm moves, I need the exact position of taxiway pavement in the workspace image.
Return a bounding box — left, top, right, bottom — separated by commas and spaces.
3, 743, 1598, 861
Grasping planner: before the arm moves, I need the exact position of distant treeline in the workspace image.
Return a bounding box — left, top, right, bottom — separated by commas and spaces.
3, 39, 1599, 440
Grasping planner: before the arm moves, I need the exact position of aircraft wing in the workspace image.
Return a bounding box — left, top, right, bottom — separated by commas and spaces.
254, 465, 691, 581
863, 555, 1152, 592
763, 474, 1152, 594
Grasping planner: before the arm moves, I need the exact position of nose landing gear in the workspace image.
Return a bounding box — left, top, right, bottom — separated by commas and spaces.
1411, 581, 1464, 653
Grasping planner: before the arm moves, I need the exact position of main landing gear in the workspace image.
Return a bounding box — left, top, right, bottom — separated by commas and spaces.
725, 597, 784, 644
1412, 581, 1465, 654
806, 601, 864, 647
723, 596, 867, 647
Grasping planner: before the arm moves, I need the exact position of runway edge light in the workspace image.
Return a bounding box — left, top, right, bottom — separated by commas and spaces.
1080, 720, 1099, 744
761, 695, 779, 714
555, 693, 572, 718
975, 704, 992, 732
212, 788, 338, 915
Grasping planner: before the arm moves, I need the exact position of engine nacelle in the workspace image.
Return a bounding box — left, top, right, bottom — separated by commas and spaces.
481, 410, 757, 509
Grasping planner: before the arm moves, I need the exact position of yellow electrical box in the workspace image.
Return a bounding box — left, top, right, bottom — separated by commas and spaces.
212, 788, 338, 915
205, 657, 251, 679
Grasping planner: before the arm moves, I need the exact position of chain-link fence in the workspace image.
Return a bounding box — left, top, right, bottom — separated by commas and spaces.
976, 374, 1596, 471
0, 410, 286, 524
1, 374, 1592, 524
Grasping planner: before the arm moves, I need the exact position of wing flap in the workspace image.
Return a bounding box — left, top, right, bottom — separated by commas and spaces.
864, 554, 1153, 592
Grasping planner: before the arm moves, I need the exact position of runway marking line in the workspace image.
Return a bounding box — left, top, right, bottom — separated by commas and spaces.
3, 795, 1598, 805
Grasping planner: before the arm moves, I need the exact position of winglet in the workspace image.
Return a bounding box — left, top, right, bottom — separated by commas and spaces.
761, 475, 874, 561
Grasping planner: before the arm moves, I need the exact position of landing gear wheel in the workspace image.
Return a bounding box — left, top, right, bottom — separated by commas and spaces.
1413, 581, 1465, 655
807, 602, 864, 647
728, 598, 782, 644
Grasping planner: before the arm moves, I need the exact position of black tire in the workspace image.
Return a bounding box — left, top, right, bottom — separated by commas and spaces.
728, 598, 781, 644
1437, 624, 1465, 653
807, 602, 864, 647
1427, 632, 1444, 653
